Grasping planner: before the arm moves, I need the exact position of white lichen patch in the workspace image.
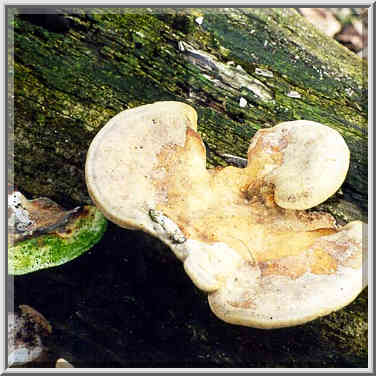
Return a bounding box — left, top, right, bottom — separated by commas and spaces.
236, 64, 247, 73
135, 31, 145, 38
178, 41, 185, 52
255, 68, 274, 78
246, 82, 273, 100
239, 97, 247, 108
218, 64, 273, 100
8, 191, 34, 234
180, 43, 273, 102
195, 16, 204, 25
149, 209, 186, 244
345, 87, 354, 97
287, 90, 302, 98
220, 153, 248, 168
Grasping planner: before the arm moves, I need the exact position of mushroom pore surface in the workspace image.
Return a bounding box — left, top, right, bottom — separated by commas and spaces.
85, 101, 366, 329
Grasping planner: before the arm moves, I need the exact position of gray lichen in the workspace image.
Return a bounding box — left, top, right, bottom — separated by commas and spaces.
149, 209, 186, 244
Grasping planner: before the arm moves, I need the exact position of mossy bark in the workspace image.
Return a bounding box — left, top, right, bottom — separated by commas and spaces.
10, 8, 367, 218
9, 7, 368, 367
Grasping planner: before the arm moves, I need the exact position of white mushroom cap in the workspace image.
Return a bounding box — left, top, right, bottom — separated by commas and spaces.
247, 120, 350, 210
208, 221, 366, 328
85, 101, 366, 329
85, 101, 199, 237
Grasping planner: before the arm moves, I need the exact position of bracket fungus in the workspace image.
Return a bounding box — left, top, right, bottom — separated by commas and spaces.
8, 190, 107, 275
85, 101, 367, 329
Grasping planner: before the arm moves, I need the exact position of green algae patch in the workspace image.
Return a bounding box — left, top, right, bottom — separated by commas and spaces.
9, 205, 107, 275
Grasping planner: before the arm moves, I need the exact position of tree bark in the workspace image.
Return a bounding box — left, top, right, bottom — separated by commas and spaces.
9, 7, 368, 368
11, 7, 367, 220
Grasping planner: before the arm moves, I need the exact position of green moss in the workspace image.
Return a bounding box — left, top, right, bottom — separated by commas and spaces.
316, 288, 368, 359
12, 8, 367, 211
8, 206, 107, 275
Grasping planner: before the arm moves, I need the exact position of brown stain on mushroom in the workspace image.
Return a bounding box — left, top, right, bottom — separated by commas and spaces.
258, 245, 338, 279
310, 248, 338, 275
228, 296, 256, 310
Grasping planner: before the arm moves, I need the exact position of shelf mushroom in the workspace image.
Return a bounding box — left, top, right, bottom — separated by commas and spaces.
85, 101, 367, 329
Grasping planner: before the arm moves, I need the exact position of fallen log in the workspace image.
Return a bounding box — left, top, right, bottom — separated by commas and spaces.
10, 7, 368, 368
